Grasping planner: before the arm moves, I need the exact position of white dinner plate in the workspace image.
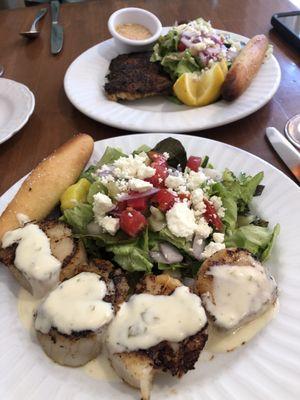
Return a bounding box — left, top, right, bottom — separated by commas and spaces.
0, 134, 300, 400
64, 29, 281, 133
0, 79, 35, 145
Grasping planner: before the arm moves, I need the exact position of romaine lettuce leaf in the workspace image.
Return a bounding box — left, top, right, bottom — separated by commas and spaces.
225, 224, 279, 260
107, 243, 153, 272
158, 227, 191, 253
96, 146, 126, 168
261, 224, 280, 261
87, 181, 108, 204
132, 145, 151, 155
61, 203, 94, 233
151, 28, 180, 61
79, 165, 96, 183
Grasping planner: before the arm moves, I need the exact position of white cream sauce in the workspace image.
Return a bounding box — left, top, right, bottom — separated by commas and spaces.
35, 272, 114, 335
107, 286, 207, 353
205, 300, 279, 353
2, 223, 62, 298
202, 264, 277, 330
82, 351, 119, 382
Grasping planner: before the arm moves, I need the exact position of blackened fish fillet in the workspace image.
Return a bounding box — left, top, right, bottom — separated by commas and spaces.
104, 52, 173, 101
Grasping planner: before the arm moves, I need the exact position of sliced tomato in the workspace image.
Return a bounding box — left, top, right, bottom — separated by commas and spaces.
203, 198, 223, 231
120, 208, 147, 237
187, 156, 202, 172
146, 162, 168, 188
148, 151, 167, 165
178, 41, 187, 52
127, 196, 148, 212
178, 192, 191, 201
111, 200, 127, 216
151, 189, 177, 212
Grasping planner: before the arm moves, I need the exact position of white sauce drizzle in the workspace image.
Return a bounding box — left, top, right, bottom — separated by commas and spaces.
202, 264, 277, 330
35, 272, 114, 335
107, 286, 207, 353
2, 223, 62, 298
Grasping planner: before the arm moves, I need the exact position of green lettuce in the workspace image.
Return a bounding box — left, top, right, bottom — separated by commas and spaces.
225, 224, 280, 260
79, 165, 96, 183
158, 227, 191, 253
132, 145, 151, 155
61, 203, 93, 233
107, 243, 153, 273
87, 181, 108, 204
151, 28, 180, 61
222, 170, 264, 214
96, 146, 126, 167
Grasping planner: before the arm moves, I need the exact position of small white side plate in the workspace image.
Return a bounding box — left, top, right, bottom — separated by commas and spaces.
0, 79, 35, 145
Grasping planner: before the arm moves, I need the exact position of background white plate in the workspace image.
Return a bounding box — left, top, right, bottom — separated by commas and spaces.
64, 30, 281, 132
1, 134, 300, 400
0, 79, 35, 145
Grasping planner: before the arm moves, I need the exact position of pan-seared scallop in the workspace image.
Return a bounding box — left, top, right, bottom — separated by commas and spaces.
35, 260, 129, 367
106, 274, 208, 400
194, 248, 277, 331
0, 220, 86, 298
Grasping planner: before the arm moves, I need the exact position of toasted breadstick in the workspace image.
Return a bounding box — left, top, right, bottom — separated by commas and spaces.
0, 133, 94, 242
221, 34, 269, 101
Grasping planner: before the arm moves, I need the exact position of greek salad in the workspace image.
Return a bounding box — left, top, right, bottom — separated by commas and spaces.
151, 18, 243, 80
60, 137, 279, 275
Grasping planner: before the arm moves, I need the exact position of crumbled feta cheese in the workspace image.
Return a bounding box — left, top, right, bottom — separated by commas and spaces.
163, 152, 170, 160
186, 170, 207, 190
93, 193, 115, 223
128, 178, 153, 192
201, 242, 225, 259
113, 153, 155, 180
203, 168, 222, 181
212, 232, 225, 243
210, 195, 225, 218
165, 175, 185, 189
191, 188, 205, 210
166, 202, 197, 238
195, 217, 212, 239
100, 216, 120, 236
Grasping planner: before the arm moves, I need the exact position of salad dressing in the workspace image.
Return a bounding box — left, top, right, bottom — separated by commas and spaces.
2, 223, 62, 298
116, 23, 152, 40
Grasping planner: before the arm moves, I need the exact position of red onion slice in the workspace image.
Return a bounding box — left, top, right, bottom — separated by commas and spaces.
118, 187, 160, 201
149, 251, 168, 263
192, 235, 205, 260
159, 242, 183, 264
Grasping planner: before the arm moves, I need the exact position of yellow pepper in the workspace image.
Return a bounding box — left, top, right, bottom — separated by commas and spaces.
60, 178, 91, 211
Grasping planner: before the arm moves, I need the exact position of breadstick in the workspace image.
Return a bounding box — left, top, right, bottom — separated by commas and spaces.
0, 133, 94, 242
221, 34, 269, 101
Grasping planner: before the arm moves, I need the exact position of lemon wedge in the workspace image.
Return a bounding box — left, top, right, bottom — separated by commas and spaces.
60, 178, 91, 211
173, 61, 228, 107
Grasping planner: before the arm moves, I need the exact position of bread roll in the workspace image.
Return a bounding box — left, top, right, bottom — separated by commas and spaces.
221, 34, 269, 101
0, 133, 94, 242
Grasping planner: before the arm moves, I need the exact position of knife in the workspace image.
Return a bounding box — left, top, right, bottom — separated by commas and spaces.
266, 127, 300, 183
51, 0, 63, 55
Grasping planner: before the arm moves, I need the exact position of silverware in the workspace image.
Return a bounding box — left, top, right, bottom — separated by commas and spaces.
20, 8, 47, 39
266, 127, 300, 183
285, 114, 300, 150
0, 65, 4, 77
51, 1, 64, 55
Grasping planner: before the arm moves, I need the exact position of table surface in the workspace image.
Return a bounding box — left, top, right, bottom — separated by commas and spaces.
0, 0, 299, 196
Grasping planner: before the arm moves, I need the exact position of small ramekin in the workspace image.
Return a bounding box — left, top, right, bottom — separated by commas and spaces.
108, 7, 162, 53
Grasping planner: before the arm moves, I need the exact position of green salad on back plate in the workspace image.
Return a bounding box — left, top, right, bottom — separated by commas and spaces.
60, 137, 279, 276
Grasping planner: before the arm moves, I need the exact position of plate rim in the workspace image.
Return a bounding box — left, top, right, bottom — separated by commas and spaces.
64, 29, 281, 133
0, 78, 35, 145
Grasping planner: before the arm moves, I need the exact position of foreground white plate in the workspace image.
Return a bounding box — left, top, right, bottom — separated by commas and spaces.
1, 134, 300, 400
0, 79, 35, 145
64, 29, 281, 133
